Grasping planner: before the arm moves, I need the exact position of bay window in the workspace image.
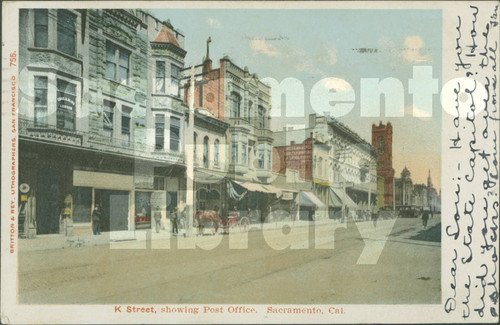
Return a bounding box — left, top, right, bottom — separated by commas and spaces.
34, 76, 48, 126
56, 79, 76, 130
170, 117, 180, 151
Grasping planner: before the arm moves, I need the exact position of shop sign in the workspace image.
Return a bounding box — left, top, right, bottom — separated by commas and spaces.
282, 191, 294, 200
134, 174, 154, 189
151, 192, 166, 209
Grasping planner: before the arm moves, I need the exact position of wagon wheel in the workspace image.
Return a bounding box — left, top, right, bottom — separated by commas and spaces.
239, 217, 250, 232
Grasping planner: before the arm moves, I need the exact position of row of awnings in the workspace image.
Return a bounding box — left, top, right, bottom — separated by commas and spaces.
198, 173, 359, 210
329, 187, 359, 209
233, 180, 283, 196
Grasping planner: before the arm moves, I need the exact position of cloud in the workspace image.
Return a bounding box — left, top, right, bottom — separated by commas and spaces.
322, 77, 352, 92
402, 36, 432, 63
405, 105, 432, 120
250, 39, 281, 57
206, 18, 221, 28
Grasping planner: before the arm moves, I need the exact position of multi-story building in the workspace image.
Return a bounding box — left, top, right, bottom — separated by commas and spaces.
372, 122, 394, 209
182, 44, 277, 217
192, 108, 229, 212
272, 132, 329, 220
18, 9, 188, 236
394, 167, 414, 207
272, 114, 377, 219
395, 167, 441, 214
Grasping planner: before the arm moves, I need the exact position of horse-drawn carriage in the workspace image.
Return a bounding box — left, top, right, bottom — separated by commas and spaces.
193, 210, 250, 235
220, 211, 250, 234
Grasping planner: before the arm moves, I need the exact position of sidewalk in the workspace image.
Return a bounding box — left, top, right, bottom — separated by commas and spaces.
18, 217, 380, 252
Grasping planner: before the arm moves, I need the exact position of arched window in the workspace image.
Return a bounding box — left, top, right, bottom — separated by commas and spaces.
214, 139, 219, 166
230, 92, 241, 118
377, 136, 384, 153
248, 101, 253, 122
258, 105, 265, 128
193, 132, 198, 163
203, 136, 209, 168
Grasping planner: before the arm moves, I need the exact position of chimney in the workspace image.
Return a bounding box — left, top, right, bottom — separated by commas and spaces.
309, 114, 317, 128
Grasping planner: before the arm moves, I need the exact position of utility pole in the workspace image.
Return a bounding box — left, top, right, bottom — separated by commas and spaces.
185, 66, 195, 237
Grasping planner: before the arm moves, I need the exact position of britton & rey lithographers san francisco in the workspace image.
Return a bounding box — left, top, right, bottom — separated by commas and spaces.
1, 1, 499, 324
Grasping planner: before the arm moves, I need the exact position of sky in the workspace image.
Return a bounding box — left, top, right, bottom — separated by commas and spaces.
152, 9, 442, 190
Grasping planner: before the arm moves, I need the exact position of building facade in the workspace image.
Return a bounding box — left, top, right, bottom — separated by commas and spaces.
182, 44, 277, 218
272, 114, 377, 219
183, 46, 274, 184
18, 9, 188, 236
372, 122, 394, 209
394, 167, 413, 207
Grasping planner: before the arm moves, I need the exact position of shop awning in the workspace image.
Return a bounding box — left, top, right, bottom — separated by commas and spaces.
298, 191, 326, 208
194, 169, 225, 184
329, 188, 343, 207
233, 181, 282, 196
331, 187, 359, 209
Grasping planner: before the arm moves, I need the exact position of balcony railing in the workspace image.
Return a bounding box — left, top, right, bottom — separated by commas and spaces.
19, 118, 184, 164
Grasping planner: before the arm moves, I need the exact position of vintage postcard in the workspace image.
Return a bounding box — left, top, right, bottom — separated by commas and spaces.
1, 1, 499, 323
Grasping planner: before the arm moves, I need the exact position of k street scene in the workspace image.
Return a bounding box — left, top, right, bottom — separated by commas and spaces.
16, 8, 442, 305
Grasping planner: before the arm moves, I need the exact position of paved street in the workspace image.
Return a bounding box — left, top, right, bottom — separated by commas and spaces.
18, 216, 441, 305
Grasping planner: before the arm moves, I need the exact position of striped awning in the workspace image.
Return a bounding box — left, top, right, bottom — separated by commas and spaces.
298, 191, 326, 208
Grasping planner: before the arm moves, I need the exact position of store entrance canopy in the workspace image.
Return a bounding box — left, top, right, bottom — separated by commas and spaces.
329, 188, 343, 208
233, 181, 282, 196
298, 191, 326, 208
331, 187, 359, 209
194, 170, 225, 184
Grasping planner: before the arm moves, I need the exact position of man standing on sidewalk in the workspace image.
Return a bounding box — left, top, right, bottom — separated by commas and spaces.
92, 204, 101, 235
171, 207, 179, 235
153, 206, 162, 233
422, 209, 430, 229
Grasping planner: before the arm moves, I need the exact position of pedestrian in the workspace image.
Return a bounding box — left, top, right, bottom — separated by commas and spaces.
92, 204, 101, 235
153, 206, 161, 233
171, 207, 179, 234
422, 209, 430, 229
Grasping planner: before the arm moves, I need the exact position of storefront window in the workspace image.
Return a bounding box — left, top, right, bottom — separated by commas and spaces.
135, 191, 151, 229
72, 187, 92, 223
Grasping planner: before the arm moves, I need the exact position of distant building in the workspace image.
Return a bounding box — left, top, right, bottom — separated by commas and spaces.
273, 114, 377, 220
372, 122, 394, 209
394, 167, 413, 207
394, 167, 441, 213
272, 132, 330, 219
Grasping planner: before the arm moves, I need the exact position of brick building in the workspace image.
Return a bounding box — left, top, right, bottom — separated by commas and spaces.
183, 42, 278, 218
371, 122, 394, 209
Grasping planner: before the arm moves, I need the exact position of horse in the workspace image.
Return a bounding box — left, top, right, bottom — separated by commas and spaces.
193, 210, 221, 235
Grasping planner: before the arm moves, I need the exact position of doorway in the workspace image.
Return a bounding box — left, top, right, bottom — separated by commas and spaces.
36, 166, 60, 234
95, 189, 129, 231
